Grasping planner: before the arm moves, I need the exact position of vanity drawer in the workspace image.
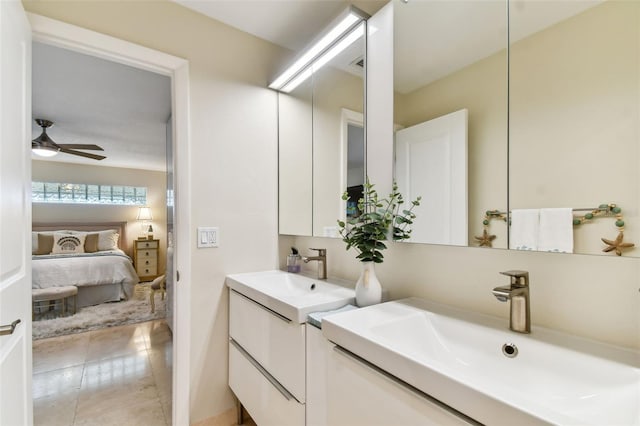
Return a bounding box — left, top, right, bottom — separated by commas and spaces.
229, 290, 306, 402
327, 345, 475, 426
229, 341, 305, 426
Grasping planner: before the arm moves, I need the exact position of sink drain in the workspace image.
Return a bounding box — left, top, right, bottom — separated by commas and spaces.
502, 343, 518, 358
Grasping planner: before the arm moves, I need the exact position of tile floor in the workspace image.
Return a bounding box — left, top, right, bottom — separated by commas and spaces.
32, 319, 172, 426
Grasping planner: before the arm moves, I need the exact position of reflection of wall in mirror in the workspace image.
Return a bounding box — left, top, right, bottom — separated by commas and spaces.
394, 47, 508, 248
313, 66, 364, 237
510, 1, 638, 256
278, 83, 313, 236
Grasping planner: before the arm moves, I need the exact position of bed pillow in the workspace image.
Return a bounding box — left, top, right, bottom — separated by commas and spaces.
97, 230, 119, 251
84, 233, 99, 253
35, 233, 55, 255
51, 233, 86, 254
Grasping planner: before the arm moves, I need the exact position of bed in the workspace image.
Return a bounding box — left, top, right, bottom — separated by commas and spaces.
32, 222, 139, 308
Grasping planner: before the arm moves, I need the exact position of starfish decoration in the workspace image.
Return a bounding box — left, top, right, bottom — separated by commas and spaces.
475, 229, 496, 247
601, 232, 635, 256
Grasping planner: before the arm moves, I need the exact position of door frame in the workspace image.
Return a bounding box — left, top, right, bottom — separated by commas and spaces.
28, 13, 191, 425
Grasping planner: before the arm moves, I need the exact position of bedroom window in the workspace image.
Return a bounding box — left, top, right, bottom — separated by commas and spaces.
32, 182, 147, 205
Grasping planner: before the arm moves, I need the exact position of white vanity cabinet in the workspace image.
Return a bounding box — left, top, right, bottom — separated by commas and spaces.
326, 343, 475, 426
226, 270, 355, 426
228, 290, 306, 426
306, 324, 332, 426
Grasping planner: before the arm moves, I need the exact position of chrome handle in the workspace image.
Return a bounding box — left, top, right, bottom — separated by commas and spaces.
231, 289, 292, 323
0, 319, 21, 336
310, 248, 326, 256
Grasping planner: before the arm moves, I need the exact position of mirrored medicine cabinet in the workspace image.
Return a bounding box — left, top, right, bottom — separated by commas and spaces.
278, 18, 365, 238
278, 0, 639, 258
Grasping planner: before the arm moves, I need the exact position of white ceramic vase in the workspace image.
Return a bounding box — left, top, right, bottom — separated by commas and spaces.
355, 261, 382, 307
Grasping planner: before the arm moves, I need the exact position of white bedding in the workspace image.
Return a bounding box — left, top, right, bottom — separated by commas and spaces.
32, 249, 139, 294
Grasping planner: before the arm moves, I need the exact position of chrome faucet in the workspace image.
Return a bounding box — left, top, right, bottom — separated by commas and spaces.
492, 270, 531, 333
302, 248, 327, 280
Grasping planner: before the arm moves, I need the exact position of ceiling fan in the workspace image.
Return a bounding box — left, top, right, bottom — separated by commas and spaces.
32, 119, 106, 161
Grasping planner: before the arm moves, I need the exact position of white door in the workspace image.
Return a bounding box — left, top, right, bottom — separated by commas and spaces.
0, 1, 33, 425
395, 109, 468, 245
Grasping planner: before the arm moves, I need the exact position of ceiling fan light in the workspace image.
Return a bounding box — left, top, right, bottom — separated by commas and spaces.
32, 146, 59, 157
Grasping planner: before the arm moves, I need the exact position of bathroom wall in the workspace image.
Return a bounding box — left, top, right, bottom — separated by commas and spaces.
283, 235, 639, 350
23, 1, 286, 422
32, 160, 168, 272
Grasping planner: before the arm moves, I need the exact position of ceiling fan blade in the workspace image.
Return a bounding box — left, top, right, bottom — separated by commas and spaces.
57, 144, 104, 151
59, 148, 106, 161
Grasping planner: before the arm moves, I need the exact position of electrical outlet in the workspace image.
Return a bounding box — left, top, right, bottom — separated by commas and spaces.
197, 227, 219, 248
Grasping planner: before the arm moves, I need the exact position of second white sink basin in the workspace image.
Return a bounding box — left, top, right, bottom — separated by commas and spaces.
323, 298, 639, 425
226, 270, 355, 323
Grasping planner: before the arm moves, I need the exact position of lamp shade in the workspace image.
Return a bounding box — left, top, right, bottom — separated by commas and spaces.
136, 206, 153, 221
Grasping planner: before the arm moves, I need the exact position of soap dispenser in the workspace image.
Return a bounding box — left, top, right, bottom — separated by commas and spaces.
287, 247, 301, 273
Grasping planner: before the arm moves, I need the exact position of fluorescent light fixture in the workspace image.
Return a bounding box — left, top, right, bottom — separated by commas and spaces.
281, 22, 365, 93
32, 147, 59, 157
269, 6, 368, 93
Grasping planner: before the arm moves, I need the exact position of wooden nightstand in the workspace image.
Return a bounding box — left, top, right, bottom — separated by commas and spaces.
134, 239, 159, 281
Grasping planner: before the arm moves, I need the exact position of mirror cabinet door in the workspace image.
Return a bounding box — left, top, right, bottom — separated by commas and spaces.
278, 79, 313, 236
277, 23, 366, 238
393, 0, 509, 247
312, 33, 366, 238
509, 0, 639, 256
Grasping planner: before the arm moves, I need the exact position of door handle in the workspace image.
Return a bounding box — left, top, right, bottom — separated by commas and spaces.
0, 319, 21, 336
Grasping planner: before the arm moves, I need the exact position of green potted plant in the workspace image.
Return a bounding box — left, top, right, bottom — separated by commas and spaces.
337, 179, 420, 306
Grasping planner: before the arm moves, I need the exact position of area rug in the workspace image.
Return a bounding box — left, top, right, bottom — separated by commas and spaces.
32, 283, 166, 340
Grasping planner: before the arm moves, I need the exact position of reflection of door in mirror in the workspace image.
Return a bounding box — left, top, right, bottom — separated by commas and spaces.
509, 0, 639, 257
396, 109, 468, 245
313, 37, 365, 238
342, 109, 365, 223
278, 79, 313, 236
393, 0, 508, 247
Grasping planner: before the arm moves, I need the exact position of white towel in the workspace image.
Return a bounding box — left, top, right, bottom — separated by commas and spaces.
538, 208, 574, 253
510, 209, 539, 250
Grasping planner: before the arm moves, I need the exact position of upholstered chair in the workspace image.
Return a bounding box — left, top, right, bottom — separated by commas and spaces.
149, 274, 166, 313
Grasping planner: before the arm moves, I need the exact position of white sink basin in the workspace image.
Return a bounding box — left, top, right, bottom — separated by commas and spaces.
226, 270, 355, 323
323, 298, 640, 425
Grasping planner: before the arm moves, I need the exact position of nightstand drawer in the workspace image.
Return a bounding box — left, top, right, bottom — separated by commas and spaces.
135, 240, 159, 250
137, 258, 157, 269
137, 264, 158, 277
137, 249, 157, 260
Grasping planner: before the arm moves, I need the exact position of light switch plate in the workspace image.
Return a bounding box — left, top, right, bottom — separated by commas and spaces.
197, 227, 219, 248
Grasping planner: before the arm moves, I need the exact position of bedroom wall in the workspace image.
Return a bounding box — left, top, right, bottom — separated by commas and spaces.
32, 160, 168, 274
22, 0, 287, 422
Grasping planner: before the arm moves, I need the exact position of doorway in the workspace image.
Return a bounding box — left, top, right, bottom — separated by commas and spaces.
29, 13, 190, 425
